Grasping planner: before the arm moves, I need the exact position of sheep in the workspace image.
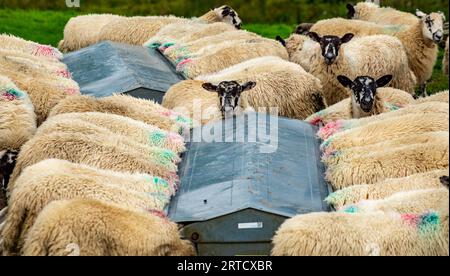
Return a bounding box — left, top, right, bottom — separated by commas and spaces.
416, 90, 449, 104
271, 194, 449, 256
321, 112, 449, 153
21, 199, 195, 256
196, 56, 326, 119
326, 169, 450, 209
325, 137, 449, 190
0, 76, 36, 152
48, 94, 193, 135
41, 112, 186, 154
163, 30, 260, 64
0, 34, 63, 60
7, 131, 180, 194
0, 48, 71, 79
339, 188, 449, 216
444, 38, 449, 76
0, 63, 80, 125
306, 32, 417, 105
176, 38, 289, 79
1, 159, 176, 255
309, 11, 446, 95
346, 2, 419, 26
275, 34, 317, 72
57, 14, 123, 53
306, 86, 415, 127
63, 6, 242, 51
164, 56, 325, 123
316, 101, 448, 140
323, 131, 449, 167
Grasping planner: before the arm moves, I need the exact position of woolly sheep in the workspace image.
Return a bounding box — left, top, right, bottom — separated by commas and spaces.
305, 87, 414, 127
326, 169, 450, 209
163, 30, 260, 64
22, 199, 195, 256
48, 94, 192, 135
1, 159, 175, 255
7, 131, 180, 193
39, 112, 186, 154
196, 56, 326, 119
305, 32, 417, 105
416, 90, 449, 104
164, 57, 325, 123
0, 34, 62, 60
444, 38, 449, 76
272, 196, 449, 256
325, 138, 449, 190
0, 76, 36, 152
176, 38, 288, 79
309, 11, 446, 93
323, 131, 449, 167
321, 112, 449, 153
0, 62, 80, 125
316, 101, 448, 140
346, 2, 419, 26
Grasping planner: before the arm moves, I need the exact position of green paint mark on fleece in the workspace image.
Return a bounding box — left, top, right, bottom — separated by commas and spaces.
343, 206, 359, 213
148, 42, 162, 49
158, 149, 177, 164
153, 176, 169, 188
7, 88, 24, 98
149, 131, 166, 146
419, 212, 441, 235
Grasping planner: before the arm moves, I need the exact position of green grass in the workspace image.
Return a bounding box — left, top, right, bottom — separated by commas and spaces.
0, 8, 448, 94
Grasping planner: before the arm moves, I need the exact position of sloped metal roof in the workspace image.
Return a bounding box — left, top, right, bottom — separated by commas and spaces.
62, 41, 185, 100
169, 113, 331, 223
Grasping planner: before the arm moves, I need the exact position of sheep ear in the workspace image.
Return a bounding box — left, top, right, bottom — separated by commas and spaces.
341, 33, 354, 44
202, 83, 218, 92
241, 81, 256, 92
308, 32, 321, 43
346, 4, 356, 19
376, 75, 393, 88
440, 176, 449, 189
416, 9, 426, 19
222, 6, 231, 16
337, 75, 353, 88
275, 36, 286, 47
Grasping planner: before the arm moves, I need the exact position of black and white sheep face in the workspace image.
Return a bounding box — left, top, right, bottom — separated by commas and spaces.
346, 3, 356, 19
337, 75, 392, 113
416, 10, 446, 43
308, 32, 354, 65
218, 5, 242, 29
0, 149, 18, 191
202, 81, 256, 117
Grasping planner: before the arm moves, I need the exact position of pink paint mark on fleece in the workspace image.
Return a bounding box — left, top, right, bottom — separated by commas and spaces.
176, 58, 193, 72
33, 45, 58, 58
65, 87, 80, 95
1, 92, 16, 101
318, 121, 344, 140
308, 116, 323, 126
401, 214, 420, 226
57, 69, 72, 79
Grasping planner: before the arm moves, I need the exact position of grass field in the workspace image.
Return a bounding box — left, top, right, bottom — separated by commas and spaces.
0, 9, 448, 94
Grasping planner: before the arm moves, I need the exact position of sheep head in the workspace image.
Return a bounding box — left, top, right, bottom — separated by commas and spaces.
216, 5, 242, 30
308, 32, 354, 65
337, 75, 392, 113
202, 81, 256, 118
416, 10, 446, 43
0, 149, 18, 192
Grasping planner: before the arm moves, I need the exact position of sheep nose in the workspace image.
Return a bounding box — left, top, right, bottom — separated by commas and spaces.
433, 31, 443, 42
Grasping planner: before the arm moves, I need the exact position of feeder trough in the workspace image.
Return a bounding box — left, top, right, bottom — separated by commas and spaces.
168, 113, 331, 256
62, 41, 185, 103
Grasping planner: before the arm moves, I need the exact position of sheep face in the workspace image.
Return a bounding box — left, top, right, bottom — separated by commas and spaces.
202, 81, 256, 118
346, 3, 356, 19
0, 149, 18, 192
416, 10, 446, 43
441, 176, 449, 189
337, 75, 392, 113
308, 32, 354, 65
217, 5, 242, 29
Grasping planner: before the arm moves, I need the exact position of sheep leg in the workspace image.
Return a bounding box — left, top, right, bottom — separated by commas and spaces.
419, 82, 428, 98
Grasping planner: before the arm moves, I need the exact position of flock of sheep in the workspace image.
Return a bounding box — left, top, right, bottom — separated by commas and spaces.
0, 2, 449, 256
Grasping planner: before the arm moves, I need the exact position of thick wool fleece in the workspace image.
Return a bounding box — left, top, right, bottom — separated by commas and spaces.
306, 87, 414, 127
0, 76, 36, 152
321, 112, 449, 153
350, 2, 419, 26
0, 34, 63, 60
1, 159, 175, 255
325, 139, 449, 190
48, 94, 192, 135
22, 199, 195, 256
8, 131, 179, 193
317, 101, 448, 140
272, 198, 449, 256
40, 113, 186, 154
325, 169, 449, 209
